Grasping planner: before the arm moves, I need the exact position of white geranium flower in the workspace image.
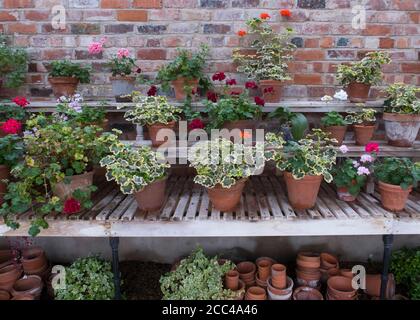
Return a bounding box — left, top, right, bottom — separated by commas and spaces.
321, 95, 333, 102
334, 89, 348, 101
339, 145, 349, 154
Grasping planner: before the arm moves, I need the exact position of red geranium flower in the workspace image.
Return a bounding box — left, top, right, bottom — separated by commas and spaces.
280, 9, 292, 17
226, 79, 237, 86
254, 97, 265, 106
365, 143, 380, 153
230, 91, 241, 96
245, 81, 258, 89
0, 119, 22, 135
12, 96, 30, 108
207, 91, 218, 103
264, 87, 274, 94
63, 198, 81, 215
189, 118, 205, 130
237, 30, 247, 37
260, 13, 271, 20
147, 85, 157, 96
212, 72, 226, 82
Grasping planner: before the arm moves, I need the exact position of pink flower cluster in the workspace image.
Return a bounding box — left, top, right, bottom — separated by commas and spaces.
117, 48, 130, 59
88, 38, 106, 55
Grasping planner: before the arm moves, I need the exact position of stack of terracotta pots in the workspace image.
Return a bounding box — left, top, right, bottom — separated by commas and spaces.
0, 249, 19, 269
364, 274, 395, 300
296, 252, 322, 289
320, 252, 340, 283
255, 257, 276, 289
267, 264, 294, 300
0, 263, 22, 292
224, 270, 246, 300
21, 247, 50, 280
236, 261, 257, 288
293, 286, 324, 300
327, 276, 358, 300
245, 286, 267, 300
11, 275, 44, 300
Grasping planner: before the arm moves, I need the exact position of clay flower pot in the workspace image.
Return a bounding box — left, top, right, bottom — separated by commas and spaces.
0, 289, 10, 300
257, 259, 272, 282
110, 76, 136, 102
339, 269, 354, 279
0, 264, 22, 291
0, 165, 10, 206
271, 264, 287, 289
48, 76, 79, 98
207, 179, 246, 212
378, 181, 412, 212
52, 171, 94, 201
134, 178, 167, 212
320, 253, 339, 269
267, 276, 294, 300
245, 286, 267, 300
255, 257, 277, 266
237, 261, 256, 284
259, 79, 282, 103
353, 124, 376, 146
337, 187, 357, 202
172, 77, 199, 100
11, 275, 43, 300
255, 273, 268, 289
21, 247, 48, 275
147, 121, 176, 147
324, 126, 347, 146
233, 279, 246, 300
0, 249, 19, 269
225, 270, 240, 291
364, 274, 395, 299
327, 276, 357, 300
293, 286, 324, 300
11, 294, 35, 300
383, 113, 420, 147
283, 172, 323, 210
298, 252, 321, 266
346, 82, 371, 103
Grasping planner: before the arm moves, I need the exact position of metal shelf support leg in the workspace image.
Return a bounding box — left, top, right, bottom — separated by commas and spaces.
109, 237, 122, 300
380, 234, 394, 300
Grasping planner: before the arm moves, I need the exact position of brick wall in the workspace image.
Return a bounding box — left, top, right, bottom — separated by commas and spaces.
0, 0, 419, 99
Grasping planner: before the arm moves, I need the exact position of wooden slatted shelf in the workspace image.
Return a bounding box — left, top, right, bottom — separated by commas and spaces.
1, 176, 419, 237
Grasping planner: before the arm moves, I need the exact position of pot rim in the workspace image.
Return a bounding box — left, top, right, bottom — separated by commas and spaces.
48, 76, 79, 83
147, 121, 177, 128
283, 171, 323, 182
383, 112, 420, 122
208, 178, 248, 191
378, 181, 413, 192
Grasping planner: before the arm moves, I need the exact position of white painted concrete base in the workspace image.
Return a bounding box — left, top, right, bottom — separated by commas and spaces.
1, 235, 420, 264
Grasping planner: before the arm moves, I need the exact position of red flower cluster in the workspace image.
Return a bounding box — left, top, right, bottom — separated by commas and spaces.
254, 97, 265, 106
365, 143, 380, 154
207, 91, 218, 103
264, 87, 274, 94
226, 79, 237, 86
147, 85, 157, 96
280, 9, 292, 17
12, 96, 30, 108
245, 81, 258, 89
260, 13, 271, 20
63, 198, 81, 215
237, 30, 247, 37
1, 119, 22, 135
230, 91, 241, 96
212, 72, 226, 82
189, 118, 205, 130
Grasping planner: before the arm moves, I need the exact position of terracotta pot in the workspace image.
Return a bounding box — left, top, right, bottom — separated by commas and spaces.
237, 261, 256, 283
11, 275, 43, 300
337, 187, 357, 202
297, 252, 321, 264
320, 253, 339, 269
293, 286, 324, 300
383, 113, 420, 147
353, 124, 375, 146
0, 289, 10, 300
134, 178, 167, 212
207, 179, 246, 212
245, 286, 267, 300
271, 264, 287, 289
255, 257, 277, 266
327, 276, 357, 300
222, 120, 258, 142
340, 269, 354, 279
225, 270, 239, 291
378, 181, 412, 212
283, 172, 323, 210
0, 165, 10, 206
327, 268, 340, 278
0, 249, 19, 269
11, 294, 35, 300
255, 273, 268, 289
257, 259, 271, 282
147, 121, 176, 147
110, 76, 136, 102
233, 279, 246, 300
324, 126, 347, 145
52, 171, 94, 201
48, 77, 79, 98
296, 258, 321, 269
259, 79, 282, 103
296, 268, 322, 281
267, 276, 294, 300
346, 82, 371, 103
21, 247, 48, 275
364, 273, 395, 299
0, 264, 22, 291
172, 77, 199, 100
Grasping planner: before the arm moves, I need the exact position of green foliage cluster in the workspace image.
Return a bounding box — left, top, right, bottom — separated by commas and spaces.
49, 60, 91, 84
391, 247, 420, 300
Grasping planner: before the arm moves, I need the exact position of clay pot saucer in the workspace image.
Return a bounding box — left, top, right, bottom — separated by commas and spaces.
293, 286, 324, 300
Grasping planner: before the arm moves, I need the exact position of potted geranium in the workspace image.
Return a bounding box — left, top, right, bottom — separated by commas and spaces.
48, 60, 91, 98
233, 14, 296, 102
0, 42, 28, 89
336, 52, 391, 103
345, 108, 377, 146
383, 83, 420, 147
0, 134, 24, 205
188, 138, 266, 212
100, 142, 170, 211
374, 158, 420, 212
0, 96, 29, 137
266, 129, 337, 210
0, 116, 117, 236
156, 44, 210, 100
124, 95, 182, 147
321, 111, 349, 145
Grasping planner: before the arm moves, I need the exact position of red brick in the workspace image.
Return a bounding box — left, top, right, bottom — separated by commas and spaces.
308, 86, 336, 97
379, 38, 394, 49
3, 0, 33, 8
0, 12, 17, 21
320, 37, 333, 48
409, 12, 419, 24
137, 49, 166, 60
25, 10, 50, 21
304, 38, 319, 48
117, 10, 148, 21
401, 63, 420, 74
294, 74, 322, 85
133, 0, 162, 8
294, 50, 324, 61
42, 49, 72, 60
395, 38, 409, 49
101, 0, 130, 8
8, 23, 37, 34
362, 25, 392, 36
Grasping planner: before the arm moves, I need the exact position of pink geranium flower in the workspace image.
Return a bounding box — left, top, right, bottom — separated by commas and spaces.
88, 38, 106, 55
117, 48, 130, 59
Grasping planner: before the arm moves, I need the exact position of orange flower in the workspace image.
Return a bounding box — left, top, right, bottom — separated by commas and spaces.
260, 13, 271, 20
280, 9, 292, 17
237, 30, 247, 37
240, 131, 252, 139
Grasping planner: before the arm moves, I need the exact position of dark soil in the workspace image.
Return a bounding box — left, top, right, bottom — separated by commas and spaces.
120, 261, 171, 300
